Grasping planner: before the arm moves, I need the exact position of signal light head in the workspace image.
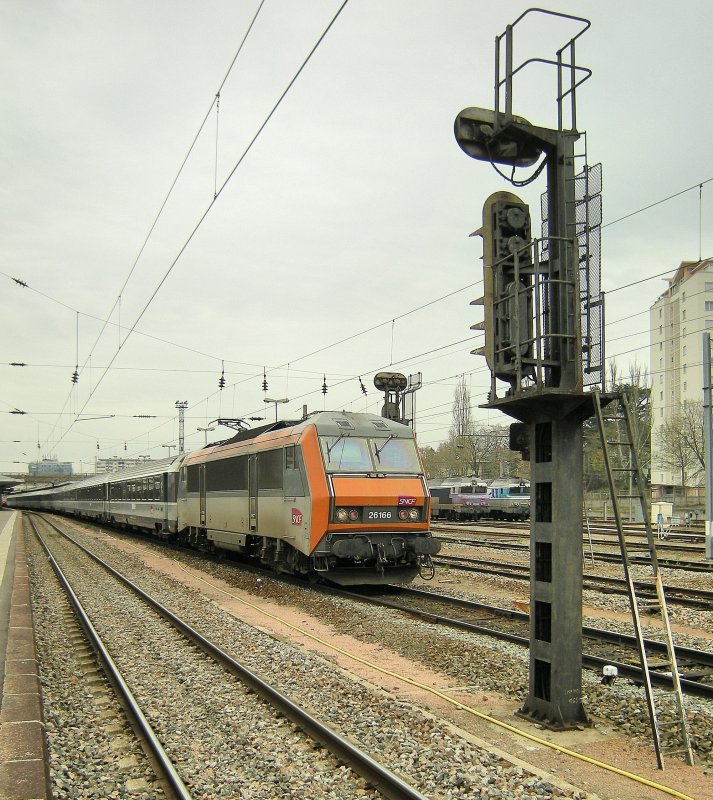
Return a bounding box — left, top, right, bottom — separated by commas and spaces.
335, 508, 348, 522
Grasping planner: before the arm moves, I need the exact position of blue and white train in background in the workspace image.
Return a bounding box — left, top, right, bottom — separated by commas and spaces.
428, 477, 530, 521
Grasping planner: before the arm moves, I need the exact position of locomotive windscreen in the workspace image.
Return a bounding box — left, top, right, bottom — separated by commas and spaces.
320, 436, 421, 473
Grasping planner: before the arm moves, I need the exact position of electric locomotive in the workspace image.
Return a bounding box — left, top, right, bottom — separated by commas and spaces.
179, 410, 439, 584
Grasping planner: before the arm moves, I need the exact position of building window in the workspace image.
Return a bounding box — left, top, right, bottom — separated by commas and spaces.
683, 345, 687, 355
707, 320, 713, 329
660, 392, 663, 401
706, 281, 713, 290
683, 364, 687, 374
659, 326, 663, 335
682, 309, 686, 320
659, 342, 663, 350
684, 382, 687, 392
706, 301, 713, 311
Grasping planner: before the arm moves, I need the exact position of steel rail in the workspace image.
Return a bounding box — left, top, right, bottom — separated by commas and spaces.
28, 516, 193, 800
395, 586, 713, 670
432, 554, 713, 609
32, 513, 429, 800
324, 585, 713, 700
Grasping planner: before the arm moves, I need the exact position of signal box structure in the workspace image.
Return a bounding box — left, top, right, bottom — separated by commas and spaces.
456, 9, 604, 729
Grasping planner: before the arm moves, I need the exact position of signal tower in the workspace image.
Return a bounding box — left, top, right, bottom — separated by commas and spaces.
455, 9, 604, 728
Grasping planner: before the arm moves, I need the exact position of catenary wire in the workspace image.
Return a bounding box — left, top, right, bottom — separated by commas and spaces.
46, 1, 351, 453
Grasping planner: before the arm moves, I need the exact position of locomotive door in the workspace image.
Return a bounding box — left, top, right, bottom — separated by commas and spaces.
199, 464, 206, 526
248, 454, 258, 532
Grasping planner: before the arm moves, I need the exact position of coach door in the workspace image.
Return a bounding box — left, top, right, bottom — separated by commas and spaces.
249, 454, 258, 532
199, 464, 206, 526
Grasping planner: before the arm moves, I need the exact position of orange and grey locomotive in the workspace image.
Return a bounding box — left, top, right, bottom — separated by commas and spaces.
8, 411, 439, 585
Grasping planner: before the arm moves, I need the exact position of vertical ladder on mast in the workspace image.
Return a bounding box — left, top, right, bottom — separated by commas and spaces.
592, 390, 695, 769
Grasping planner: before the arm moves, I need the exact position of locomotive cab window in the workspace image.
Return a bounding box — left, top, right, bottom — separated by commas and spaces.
371, 437, 421, 473
320, 436, 372, 472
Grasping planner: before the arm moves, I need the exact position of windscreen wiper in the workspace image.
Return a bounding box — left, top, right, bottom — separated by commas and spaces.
326, 434, 345, 459
373, 434, 395, 462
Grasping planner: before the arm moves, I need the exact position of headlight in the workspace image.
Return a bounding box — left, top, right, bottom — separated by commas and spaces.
335, 508, 348, 522
348, 509, 360, 521
398, 509, 409, 520
408, 508, 420, 520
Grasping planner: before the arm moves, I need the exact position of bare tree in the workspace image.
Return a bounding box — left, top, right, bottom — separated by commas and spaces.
656, 401, 703, 488
450, 375, 474, 440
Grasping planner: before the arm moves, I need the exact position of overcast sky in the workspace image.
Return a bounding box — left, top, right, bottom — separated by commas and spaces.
2, 0, 712, 472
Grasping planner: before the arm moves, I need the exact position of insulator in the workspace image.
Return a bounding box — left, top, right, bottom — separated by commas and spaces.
71, 368, 79, 384
262, 368, 268, 393
359, 377, 367, 395
219, 374, 225, 389
322, 375, 328, 395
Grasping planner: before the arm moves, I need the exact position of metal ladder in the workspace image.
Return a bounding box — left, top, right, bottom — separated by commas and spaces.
592, 389, 695, 769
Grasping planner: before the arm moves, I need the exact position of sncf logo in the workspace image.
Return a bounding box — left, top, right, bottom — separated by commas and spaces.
291, 508, 303, 525
397, 496, 417, 506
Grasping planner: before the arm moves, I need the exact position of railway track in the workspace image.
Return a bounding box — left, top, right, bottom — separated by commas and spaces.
431, 553, 713, 609
28, 513, 430, 800
333, 585, 713, 700
432, 521, 709, 558
25, 512, 713, 778
434, 532, 713, 573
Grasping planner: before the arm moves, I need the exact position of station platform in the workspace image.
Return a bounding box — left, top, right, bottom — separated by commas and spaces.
0, 510, 50, 799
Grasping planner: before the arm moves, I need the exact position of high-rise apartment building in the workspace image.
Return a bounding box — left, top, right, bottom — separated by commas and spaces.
650, 258, 713, 493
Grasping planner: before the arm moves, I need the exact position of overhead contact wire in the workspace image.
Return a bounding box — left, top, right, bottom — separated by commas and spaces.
51, 1, 350, 451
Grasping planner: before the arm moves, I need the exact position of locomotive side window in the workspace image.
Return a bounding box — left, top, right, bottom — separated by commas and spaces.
285, 445, 296, 470
187, 465, 200, 493
206, 456, 248, 491
258, 449, 283, 489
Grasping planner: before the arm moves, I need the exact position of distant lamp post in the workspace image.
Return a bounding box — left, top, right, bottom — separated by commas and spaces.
197, 426, 215, 446
264, 397, 289, 422
162, 444, 176, 458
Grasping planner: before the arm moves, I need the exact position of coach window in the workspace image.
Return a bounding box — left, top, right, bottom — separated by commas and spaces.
285, 445, 297, 471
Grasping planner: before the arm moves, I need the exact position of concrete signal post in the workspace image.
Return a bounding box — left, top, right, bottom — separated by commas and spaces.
455, 9, 603, 729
